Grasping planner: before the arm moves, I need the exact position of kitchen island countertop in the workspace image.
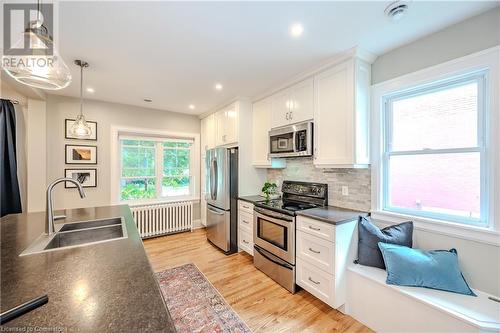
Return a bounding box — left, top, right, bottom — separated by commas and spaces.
0, 205, 175, 332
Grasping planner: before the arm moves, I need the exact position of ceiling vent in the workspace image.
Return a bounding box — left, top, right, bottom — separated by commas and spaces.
385, 1, 410, 21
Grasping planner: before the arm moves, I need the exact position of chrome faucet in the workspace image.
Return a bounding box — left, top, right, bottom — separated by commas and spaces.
46, 177, 86, 235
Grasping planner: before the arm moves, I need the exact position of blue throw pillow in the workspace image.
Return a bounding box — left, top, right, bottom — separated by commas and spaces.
378, 242, 476, 296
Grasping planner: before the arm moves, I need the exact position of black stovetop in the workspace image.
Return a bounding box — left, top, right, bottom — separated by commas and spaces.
254, 181, 328, 216
254, 199, 319, 216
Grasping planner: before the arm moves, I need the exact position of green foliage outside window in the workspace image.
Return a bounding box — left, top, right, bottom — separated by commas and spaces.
120, 139, 192, 200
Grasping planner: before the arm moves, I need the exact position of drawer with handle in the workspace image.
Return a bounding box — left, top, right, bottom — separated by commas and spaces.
238, 227, 253, 256
238, 200, 254, 215
297, 215, 335, 242
238, 211, 253, 232
296, 257, 335, 307
297, 230, 335, 274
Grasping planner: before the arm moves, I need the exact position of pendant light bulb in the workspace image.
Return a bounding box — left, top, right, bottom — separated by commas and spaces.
2, 4, 72, 90
69, 60, 92, 139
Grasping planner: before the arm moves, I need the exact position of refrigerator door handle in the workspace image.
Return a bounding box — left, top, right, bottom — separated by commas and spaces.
207, 206, 224, 215
212, 158, 218, 200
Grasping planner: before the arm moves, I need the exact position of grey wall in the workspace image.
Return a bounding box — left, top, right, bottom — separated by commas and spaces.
46, 95, 201, 219
372, 7, 500, 84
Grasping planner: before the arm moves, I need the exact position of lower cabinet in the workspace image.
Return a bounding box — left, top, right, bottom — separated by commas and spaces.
238, 200, 254, 256
296, 215, 357, 310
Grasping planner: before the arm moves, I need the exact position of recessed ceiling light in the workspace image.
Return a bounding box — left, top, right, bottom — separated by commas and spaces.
143, 98, 152, 103
290, 23, 304, 37
214, 83, 223, 91
189, 104, 195, 110
86, 87, 95, 93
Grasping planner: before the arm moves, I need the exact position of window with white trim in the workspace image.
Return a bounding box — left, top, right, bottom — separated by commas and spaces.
119, 136, 194, 201
382, 71, 487, 225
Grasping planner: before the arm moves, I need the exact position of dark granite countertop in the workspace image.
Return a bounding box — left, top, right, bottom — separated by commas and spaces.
0, 205, 175, 332
238, 195, 267, 204
297, 206, 367, 225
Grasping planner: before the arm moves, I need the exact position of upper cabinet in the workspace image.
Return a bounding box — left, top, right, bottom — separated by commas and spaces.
252, 97, 272, 167
201, 113, 215, 153
313, 58, 370, 168
271, 78, 314, 128
215, 102, 239, 146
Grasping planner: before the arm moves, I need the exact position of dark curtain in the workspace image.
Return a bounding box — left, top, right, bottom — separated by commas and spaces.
0, 99, 22, 217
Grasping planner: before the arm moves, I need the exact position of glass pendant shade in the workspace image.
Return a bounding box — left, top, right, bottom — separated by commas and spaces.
70, 59, 92, 139
2, 21, 72, 90
70, 114, 92, 138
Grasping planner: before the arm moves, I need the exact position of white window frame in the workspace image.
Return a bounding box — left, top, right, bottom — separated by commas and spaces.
371, 47, 500, 246
382, 72, 487, 226
110, 126, 200, 206
119, 137, 195, 201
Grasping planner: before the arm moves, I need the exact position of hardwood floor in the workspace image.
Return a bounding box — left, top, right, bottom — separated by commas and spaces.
144, 229, 372, 333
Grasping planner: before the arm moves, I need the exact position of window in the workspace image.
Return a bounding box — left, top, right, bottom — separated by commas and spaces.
120, 137, 194, 201
382, 71, 487, 225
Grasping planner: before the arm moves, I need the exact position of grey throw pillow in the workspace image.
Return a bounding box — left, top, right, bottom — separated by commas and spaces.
357, 216, 413, 269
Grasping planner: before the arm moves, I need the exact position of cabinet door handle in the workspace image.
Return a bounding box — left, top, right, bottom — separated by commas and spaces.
242, 219, 249, 224
243, 239, 249, 244
242, 205, 250, 209
285, 112, 289, 120
290, 111, 293, 120
308, 225, 321, 231
309, 247, 320, 254
308, 277, 320, 285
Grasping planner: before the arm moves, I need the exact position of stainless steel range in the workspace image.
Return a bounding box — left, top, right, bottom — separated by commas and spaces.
253, 181, 328, 293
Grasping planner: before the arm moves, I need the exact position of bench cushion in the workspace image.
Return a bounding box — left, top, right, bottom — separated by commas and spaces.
348, 264, 500, 331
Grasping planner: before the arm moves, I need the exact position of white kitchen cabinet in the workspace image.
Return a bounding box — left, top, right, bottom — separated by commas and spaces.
290, 78, 314, 124
215, 103, 238, 146
252, 97, 272, 167
271, 78, 314, 128
201, 114, 215, 152
238, 200, 254, 256
313, 58, 370, 168
296, 215, 357, 310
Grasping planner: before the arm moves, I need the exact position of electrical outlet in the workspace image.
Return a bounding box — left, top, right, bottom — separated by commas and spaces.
341, 186, 349, 196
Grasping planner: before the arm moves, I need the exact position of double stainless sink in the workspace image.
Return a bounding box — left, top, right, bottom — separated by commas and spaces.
20, 217, 128, 256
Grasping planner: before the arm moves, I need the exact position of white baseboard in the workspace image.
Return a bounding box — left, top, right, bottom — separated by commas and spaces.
193, 219, 205, 230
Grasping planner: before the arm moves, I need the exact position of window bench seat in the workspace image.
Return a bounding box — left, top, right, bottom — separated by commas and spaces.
346, 264, 500, 333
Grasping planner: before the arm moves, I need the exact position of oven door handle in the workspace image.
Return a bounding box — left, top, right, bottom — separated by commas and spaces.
254, 246, 292, 270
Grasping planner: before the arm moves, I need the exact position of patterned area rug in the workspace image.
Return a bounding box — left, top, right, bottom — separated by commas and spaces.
155, 263, 252, 333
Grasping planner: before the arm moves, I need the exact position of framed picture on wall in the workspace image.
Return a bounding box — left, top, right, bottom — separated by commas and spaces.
64, 168, 97, 188
65, 144, 97, 164
65, 119, 98, 140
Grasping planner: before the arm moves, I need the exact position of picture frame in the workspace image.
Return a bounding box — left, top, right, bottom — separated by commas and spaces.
64, 168, 97, 188
65, 119, 98, 140
65, 144, 97, 164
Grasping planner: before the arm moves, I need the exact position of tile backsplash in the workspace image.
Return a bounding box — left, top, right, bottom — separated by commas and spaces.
267, 158, 371, 212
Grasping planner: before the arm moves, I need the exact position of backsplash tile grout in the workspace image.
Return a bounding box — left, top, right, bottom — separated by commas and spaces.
267, 158, 371, 212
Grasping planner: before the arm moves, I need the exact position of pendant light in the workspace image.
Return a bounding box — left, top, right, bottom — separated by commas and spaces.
1, 0, 72, 90
69, 60, 92, 138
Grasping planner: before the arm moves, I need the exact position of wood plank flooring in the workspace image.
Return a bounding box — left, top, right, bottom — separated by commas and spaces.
144, 229, 372, 333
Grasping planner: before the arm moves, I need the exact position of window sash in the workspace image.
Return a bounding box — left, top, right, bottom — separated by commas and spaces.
119, 138, 194, 201
382, 71, 488, 226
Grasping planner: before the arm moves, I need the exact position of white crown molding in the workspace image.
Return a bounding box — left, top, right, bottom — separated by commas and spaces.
251, 46, 377, 104
198, 95, 251, 119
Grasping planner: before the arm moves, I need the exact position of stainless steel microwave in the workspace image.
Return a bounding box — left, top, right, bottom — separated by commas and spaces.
269, 121, 313, 158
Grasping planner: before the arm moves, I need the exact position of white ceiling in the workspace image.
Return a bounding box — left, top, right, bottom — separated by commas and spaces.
49, 1, 497, 115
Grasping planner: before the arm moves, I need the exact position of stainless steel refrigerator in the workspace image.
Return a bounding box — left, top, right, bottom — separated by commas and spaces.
205, 147, 238, 254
